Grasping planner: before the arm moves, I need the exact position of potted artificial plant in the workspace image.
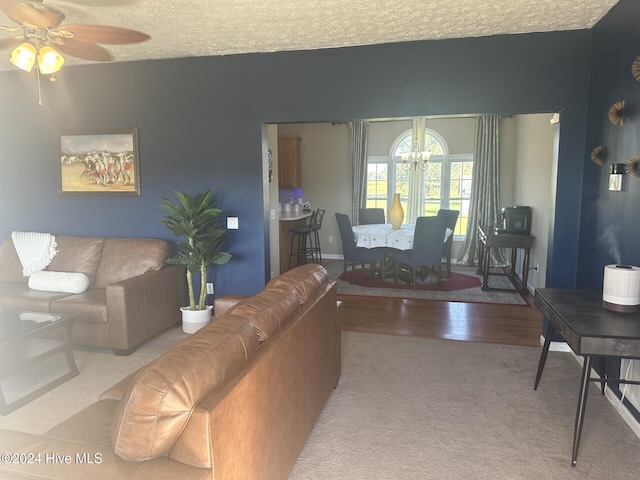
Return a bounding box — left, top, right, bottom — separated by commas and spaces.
160, 190, 231, 333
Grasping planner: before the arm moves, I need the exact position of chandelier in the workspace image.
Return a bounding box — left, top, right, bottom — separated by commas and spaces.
399, 118, 432, 171
400, 139, 431, 171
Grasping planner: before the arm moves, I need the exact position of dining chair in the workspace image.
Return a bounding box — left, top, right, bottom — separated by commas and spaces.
437, 209, 459, 278
335, 213, 387, 283
358, 208, 385, 225
393, 215, 448, 290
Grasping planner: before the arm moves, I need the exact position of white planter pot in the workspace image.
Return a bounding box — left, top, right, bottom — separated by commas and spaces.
180, 305, 213, 334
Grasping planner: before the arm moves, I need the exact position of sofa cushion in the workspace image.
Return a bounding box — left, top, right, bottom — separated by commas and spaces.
0, 286, 72, 312
0, 281, 25, 296
228, 283, 300, 341
51, 289, 108, 324
111, 315, 259, 462
266, 264, 329, 304
47, 236, 104, 286
0, 238, 27, 283
94, 238, 169, 288
28, 271, 90, 294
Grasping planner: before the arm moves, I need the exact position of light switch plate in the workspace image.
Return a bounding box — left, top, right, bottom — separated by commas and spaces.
227, 217, 239, 229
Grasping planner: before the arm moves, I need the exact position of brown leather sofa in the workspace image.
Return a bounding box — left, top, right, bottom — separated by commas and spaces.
0, 235, 185, 354
0, 264, 341, 480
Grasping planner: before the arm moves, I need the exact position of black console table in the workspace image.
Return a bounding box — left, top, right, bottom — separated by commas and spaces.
477, 225, 533, 293
533, 288, 640, 466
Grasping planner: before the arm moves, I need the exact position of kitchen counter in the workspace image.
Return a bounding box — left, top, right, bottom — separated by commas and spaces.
280, 211, 312, 221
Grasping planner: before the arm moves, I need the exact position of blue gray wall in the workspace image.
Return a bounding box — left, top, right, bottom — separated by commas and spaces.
0, 17, 596, 296
579, 0, 640, 287
579, 0, 640, 422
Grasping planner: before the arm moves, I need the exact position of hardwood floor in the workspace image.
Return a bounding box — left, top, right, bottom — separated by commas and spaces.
338, 293, 543, 347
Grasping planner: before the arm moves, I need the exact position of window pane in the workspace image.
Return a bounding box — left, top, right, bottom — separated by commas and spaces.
424, 134, 445, 155
424, 201, 440, 217
449, 161, 473, 199
447, 161, 473, 235
425, 163, 442, 200
366, 163, 388, 208
391, 164, 409, 213
369, 128, 473, 238
394, 165, 410, 197
459, 199, 471, 235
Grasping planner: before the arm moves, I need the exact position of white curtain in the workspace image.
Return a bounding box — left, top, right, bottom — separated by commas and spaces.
406, 118, 426, 224
350, 121, 369, 223
457, 116, 505, 266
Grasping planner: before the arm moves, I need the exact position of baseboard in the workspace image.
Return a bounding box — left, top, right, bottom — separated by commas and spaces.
526, 279, 536, 296
568, 351, 640, 440
539, 335, 571, 352
604, 388, 640, 439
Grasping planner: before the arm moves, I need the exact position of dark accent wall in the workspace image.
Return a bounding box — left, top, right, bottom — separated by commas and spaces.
580, 0, 640, 287
0, 26, 593, 296
579, 0, 640, 423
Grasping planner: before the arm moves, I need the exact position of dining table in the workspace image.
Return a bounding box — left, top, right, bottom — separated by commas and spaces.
351, 223, 452, 250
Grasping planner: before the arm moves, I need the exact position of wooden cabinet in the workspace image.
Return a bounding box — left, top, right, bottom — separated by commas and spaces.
278, 137, 301, 189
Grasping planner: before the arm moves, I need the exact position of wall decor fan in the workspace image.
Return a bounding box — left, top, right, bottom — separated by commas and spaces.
0, 0, 149, 102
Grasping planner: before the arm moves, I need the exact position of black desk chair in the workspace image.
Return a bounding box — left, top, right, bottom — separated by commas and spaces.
335, 213, 387, 283
394, 215, 448, 290
358, 208, 385, 225
437, 209, 459, 278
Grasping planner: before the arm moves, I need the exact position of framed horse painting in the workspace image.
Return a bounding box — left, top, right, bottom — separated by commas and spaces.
59, 128, 140, 196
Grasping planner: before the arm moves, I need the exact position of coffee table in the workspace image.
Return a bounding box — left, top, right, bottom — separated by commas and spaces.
0, 310, 78, 415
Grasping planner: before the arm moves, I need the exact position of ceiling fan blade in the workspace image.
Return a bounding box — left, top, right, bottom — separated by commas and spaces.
53, 37, 113, 62
54, 24, 150, 45
0, 1, 65, 29
0, 35, 21, 50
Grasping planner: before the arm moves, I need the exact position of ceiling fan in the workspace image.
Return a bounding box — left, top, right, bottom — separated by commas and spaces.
0, 0, 150, 75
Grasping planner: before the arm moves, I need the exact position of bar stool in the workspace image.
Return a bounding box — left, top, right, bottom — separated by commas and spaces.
288, 209, 318, 269
308, 209, 325, 264
288, 209, 324, 268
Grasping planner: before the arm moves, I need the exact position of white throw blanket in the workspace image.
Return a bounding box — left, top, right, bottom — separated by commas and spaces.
11, 231, 58, 276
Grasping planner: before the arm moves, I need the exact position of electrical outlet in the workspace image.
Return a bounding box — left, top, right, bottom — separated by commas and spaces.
328, 235, 333, 244
535, 263, 540, 271
206, 282, 214, 294
270, 210, 276, 220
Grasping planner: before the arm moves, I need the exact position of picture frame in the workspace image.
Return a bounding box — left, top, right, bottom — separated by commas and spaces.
59, 128, 140, 196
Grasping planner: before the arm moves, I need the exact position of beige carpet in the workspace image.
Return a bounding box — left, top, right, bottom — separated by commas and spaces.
289, 332, 640, 479
325, 261, 529, 306
2, 329, 640, 479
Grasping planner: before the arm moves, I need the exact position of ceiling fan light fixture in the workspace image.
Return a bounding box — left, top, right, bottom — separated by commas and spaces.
10, 42, 36, 72
37, 45, 64, 74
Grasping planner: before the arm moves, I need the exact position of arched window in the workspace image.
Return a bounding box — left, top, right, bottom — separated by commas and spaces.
366, 127, 472, 237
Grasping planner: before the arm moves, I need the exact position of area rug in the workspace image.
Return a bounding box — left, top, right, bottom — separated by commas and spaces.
339, 267, 482, 292
289, 332, 640, 480
325, 261, 529, 306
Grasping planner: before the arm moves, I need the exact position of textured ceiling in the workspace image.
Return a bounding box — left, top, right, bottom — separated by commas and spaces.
0, 0, 621, 71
